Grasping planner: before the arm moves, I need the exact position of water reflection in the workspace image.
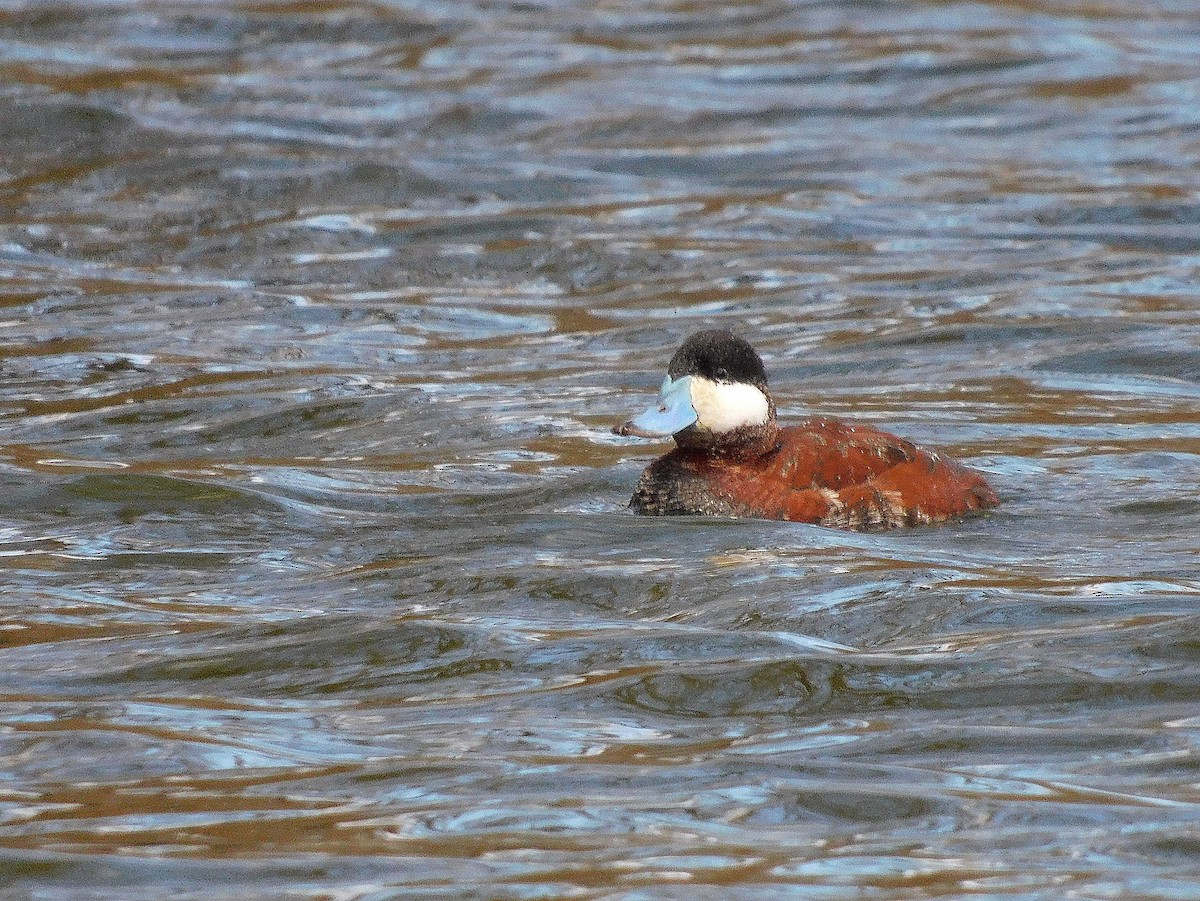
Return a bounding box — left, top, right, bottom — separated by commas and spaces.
2, 0, 1200, 897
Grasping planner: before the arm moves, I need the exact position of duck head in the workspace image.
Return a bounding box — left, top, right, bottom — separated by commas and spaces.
614, 330, 779, 453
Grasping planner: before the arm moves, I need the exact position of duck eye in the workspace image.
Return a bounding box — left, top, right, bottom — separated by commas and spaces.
713, 367, 729, 382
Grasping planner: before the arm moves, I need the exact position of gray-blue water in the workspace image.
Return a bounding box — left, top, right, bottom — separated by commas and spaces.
3, 1, 1200, 898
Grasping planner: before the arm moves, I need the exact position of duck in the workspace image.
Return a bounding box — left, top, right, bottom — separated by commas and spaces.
613, 330, 998, 529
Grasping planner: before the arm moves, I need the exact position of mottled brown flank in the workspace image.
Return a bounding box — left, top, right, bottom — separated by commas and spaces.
630, 418, 999, 530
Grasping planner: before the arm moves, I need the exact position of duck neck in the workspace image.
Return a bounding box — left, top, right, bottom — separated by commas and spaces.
675, 418, 781, 462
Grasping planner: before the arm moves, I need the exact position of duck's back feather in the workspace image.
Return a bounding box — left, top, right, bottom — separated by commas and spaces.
630, 418, 998, 529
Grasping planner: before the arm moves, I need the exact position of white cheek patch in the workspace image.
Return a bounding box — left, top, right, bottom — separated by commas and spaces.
688, 377, 770, 434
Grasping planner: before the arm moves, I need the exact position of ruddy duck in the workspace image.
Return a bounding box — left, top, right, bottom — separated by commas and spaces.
614, 330, 998, 529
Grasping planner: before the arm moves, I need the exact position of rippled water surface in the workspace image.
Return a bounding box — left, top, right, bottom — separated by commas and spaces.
3, 1, 1200, 898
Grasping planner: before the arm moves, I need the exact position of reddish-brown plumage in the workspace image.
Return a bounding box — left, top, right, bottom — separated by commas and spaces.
639, 419, 998, 529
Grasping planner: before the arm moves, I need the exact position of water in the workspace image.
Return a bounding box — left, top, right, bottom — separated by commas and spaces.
2, 0, 1200, 898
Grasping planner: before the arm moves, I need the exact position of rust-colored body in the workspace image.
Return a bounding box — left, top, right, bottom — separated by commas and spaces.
630, 418, 998, 529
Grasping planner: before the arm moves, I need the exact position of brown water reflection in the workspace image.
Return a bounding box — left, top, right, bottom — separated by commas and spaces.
3, 0, 1200, 898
